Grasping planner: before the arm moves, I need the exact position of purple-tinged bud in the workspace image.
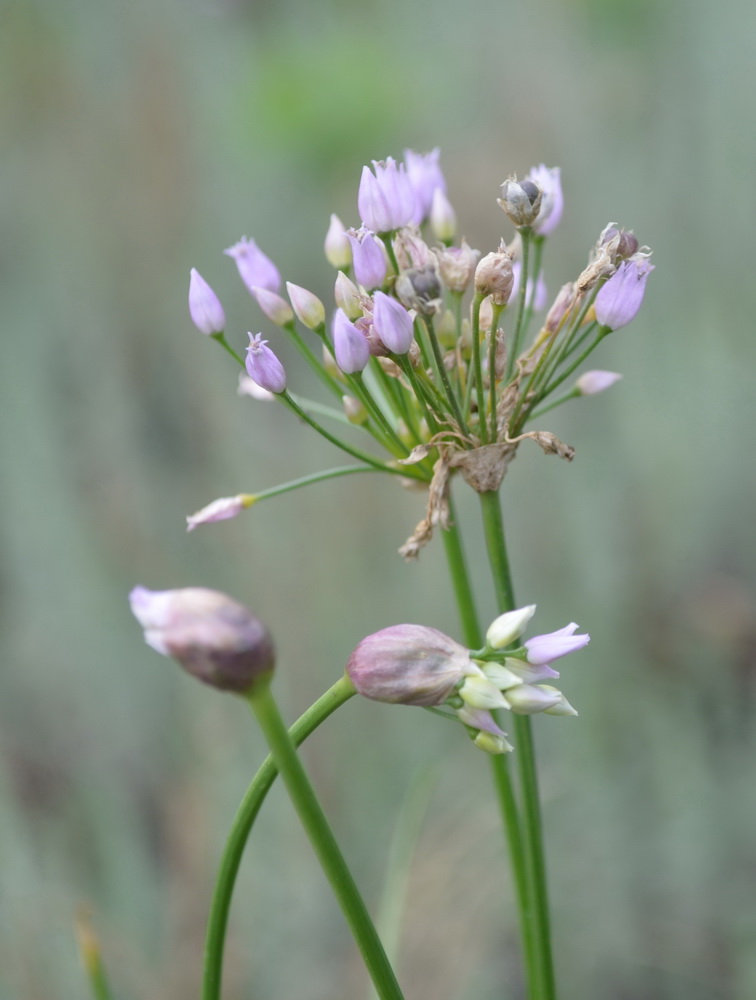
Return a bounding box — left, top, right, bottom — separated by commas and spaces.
251, 287, 294, 326
430, 188, 456, 242
486, 604, 537, 649
358, 158, 416, 232
129, 586, 275, 693
189, 268, 226, 335
526, 165, 563, 237
332, 309, 370, 374
395, 266, 442, 316
510, 262, 547, 311
186, 494, 255, 532
347, 228, 388, 291
576, 370, 622, 396
404, 148, 447, 225
501, 656, 560, 685
324, 214, 352, 270
286, 282, 325, 330
456, 706, 514, 753
498, 177, 543, 229
544, 282, 575, 334
334, 271, 363, 320
245, 333, 287, 394
238, 372, 275, 401
434, 240, 480, 294
346, 624, 475, 706
475, 242, 514, 306
372, 291, 414, 354
599, 223, 640, 262
504, 683, 563, 715
594, 257, 654, 331
224, 237, 281, 294
539, 685, 579, 716
524, 623, 590, 665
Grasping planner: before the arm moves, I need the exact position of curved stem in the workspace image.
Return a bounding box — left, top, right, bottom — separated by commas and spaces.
248, 681, 405, 1000
479, 489, 556, 1000
211, 331, 245, 367
421, 316, 470, 437
202, 677, 356, 1000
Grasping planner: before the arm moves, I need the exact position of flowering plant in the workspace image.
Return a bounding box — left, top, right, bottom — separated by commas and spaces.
120, 148, 653, 1000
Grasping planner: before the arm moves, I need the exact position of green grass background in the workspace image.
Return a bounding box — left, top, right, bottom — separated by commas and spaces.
2, 0, 755, 997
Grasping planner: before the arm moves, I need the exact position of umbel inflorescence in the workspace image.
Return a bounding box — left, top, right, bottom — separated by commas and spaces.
187, 150, 652, 558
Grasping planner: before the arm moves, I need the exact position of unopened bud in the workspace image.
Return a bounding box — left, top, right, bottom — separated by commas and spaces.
430, 188, 456, 242
252, 287, 294, 327
498, 177, 542, 229
346, 624, 475, 706
129, 586, 275, 693
286, 282, 325, 329
576, 370, 622, 396
474, 730, 514, 754
189, 268, 226, 335
540, 685, 579, 716
335, 271, 363, 321
505, 683, 562, 715
324, 214, 352, 270
486, 604, 537, 649
245, 333, 287, 393
434, 240, 480, 294
460, 674, 510, 710
544, 282, 575, 334
186, 494, 255, 532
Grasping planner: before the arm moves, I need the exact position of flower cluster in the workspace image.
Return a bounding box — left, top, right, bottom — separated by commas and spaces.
186, 149, 653, 552
346, 605, 588, 754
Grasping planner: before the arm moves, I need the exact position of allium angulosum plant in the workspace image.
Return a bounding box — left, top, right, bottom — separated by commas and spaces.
124, 151, 653, 1000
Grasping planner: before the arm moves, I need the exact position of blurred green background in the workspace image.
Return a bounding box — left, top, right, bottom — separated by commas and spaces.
2, 0, 755, 997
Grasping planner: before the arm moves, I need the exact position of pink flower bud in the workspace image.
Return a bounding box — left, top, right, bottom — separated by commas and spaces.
324, 214, 352, 270
252, 287, 294, 326
129, 586, 275, 693
224, 237, 281, 294
286, 282, 325, 330
245, 333, 287, 394
524, 623, 590, 665
358, 158, 416, 233
404, 147, 447, 225
346, 624, 475, 706
332, 309, 370, 374
188, 268, 226, 335
347, 228, 388, 291
186, 494, 254, 532
372, 291, 414, 354
576, 370, 622, 396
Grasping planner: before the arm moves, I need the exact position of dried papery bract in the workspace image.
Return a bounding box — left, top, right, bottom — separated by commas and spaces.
129, 586, 275, 693
498, 177, 543, 229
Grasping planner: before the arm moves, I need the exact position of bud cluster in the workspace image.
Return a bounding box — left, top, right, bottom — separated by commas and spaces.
346, 606, 588, 754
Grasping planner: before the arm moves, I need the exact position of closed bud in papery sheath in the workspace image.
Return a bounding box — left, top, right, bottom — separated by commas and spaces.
498, 177, 542, 229
486, 604, 537, 649
335, 271, 363, 320
224, 237, 281, 294
189, 268, 226, 335
346, 624, 476, 706
372, 291, 414, 354
347, 228, 388, 291
576, 370, 622, 396
129, 586, 274, 693
245, 333, 287, 393
324, 214, 352, 270
286, 282, 325, 330
430, 188, 456, 242
332, 308, 370, 374
475, 242, 514, 306
252, 286, 294, 326
434, 240, 480, 294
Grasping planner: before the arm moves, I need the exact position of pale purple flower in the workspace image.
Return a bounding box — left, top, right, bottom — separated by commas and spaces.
286, 282, 325, 330
404, 148, 447, 225
510, 262, 548, 311
237, 372, 275, 401
346, 623, 475, 706
332, 309, 370, 373
324, 214, 352, 270
576, 370, 623, 396
372, 291, 414, 354
527, 165, 563, 237
498, 657, 561, 685
129, 586, 275, 693
358, 158, 416, 232
186, 494, 253, 532
245, 333, 287, 394
346, 227, 388, 290
251, 287, 293, 326
188, 268, 226, 335
224, 237, 281, 294
456, 705, 509, 738
524, 623, 590, 665
595, 257, 654, 330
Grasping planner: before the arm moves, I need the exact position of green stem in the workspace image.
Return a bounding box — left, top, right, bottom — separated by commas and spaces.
350, 372, 408, 456
529, 389, 580, 421
247, 681, 405, 1000
211, 331, 245, 367
470, 293, 488, 443
478, 490, 556, 1000
537, 326, 608, 402
488, 302, 505, 441
279, 392, 426, 481
202, 677, 355, 1000
284, 321, 344, 399
505, 230, 531, 383
249, 465, 382, 504
422, 316, 470, 437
